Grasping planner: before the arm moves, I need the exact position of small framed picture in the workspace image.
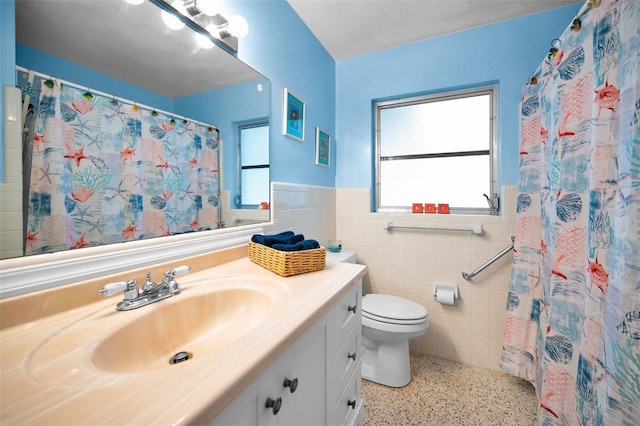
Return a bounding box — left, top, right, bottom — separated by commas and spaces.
283, 88, 305, 142
315, 127, 330, 167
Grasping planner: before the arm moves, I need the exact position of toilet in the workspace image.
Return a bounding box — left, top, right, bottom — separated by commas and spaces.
361, 294, 428, 387
326, 249, 429, 388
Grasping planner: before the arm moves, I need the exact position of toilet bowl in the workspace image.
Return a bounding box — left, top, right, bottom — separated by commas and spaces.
361, 294, 428, 388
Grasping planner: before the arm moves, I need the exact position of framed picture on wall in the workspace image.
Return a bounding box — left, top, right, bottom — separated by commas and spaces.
283, 88, 305, 142
315, 127, 330, 167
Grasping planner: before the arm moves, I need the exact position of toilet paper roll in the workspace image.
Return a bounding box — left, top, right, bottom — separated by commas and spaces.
435, 288, 456, 305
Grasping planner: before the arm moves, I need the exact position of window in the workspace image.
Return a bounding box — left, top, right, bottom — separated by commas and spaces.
238, 122, 269, 208
375, 85, 499, 214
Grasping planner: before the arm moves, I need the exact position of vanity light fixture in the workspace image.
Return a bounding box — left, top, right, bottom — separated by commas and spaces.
152, 0, 249, 53
195, 32, 215, 49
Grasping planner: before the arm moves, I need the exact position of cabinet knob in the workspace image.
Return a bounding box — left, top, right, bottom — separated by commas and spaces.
347, 399, 356, 410
283, 377, 299, 393
265, 397, 282, 415
347, 303, 357, 313
348, 352, 357, 361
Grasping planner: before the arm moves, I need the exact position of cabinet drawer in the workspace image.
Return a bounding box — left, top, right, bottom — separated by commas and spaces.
328, 360, 362, 426
328, 279, 361, 354
328, 320, 361, 406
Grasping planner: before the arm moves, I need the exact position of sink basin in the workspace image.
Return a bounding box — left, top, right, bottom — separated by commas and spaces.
25, 276, 291, 384
92, 278, 290, 373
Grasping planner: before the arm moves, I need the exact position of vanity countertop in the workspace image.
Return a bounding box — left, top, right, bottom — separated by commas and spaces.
0, 246, 366, 425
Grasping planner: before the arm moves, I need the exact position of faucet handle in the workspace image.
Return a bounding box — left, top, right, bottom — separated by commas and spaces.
171, 265, 190, 276
99, 281, 128, 297
163, 265, 190, 295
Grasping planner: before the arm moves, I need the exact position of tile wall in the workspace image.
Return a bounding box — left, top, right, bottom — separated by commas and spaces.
268, 182, 337, 247
335, 186, 518, 371
0, 93, 23, 259
269, 182, 517, 372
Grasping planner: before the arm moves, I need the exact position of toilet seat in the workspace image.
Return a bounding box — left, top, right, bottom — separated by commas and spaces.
362, 294, 427, 325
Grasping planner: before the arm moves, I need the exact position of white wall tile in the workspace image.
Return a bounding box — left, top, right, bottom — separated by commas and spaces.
270, 182, 518, 373
335, 185, 519, 372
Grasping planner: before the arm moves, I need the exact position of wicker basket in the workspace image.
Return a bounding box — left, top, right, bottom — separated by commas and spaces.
248, 241, 326, 277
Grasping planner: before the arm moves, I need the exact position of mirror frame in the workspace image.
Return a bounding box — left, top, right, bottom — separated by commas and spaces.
0, 222, 268, 299
1, 0, 274, 297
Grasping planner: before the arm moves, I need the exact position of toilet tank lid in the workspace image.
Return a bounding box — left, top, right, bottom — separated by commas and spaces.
362, 294, 427, 321
326, 249, 357, 263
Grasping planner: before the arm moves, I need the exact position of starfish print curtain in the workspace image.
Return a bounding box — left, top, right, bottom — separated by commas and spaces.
23, 77, 220, 255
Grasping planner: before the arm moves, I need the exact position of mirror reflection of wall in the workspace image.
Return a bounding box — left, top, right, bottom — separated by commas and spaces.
2, 0, 271, 260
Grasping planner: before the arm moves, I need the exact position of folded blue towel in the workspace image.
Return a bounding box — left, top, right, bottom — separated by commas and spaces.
272, 239, 320, 252
251, 232, 304, 247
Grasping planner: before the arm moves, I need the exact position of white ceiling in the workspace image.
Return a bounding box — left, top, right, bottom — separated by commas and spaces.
287, 0, 581, 60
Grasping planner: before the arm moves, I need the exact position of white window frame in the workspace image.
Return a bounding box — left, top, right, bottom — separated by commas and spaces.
237, 121, 269, 209
374, 85, 500, 215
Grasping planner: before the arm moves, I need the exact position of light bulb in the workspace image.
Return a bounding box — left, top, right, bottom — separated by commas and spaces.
227, 15, 249, 38
124, 0, 145, 5
195, 33, 214, 49
161, 1, 186, 31
196, 0, 221, 16
205, 23, 221, 38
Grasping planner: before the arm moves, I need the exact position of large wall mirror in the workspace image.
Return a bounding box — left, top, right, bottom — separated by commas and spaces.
8, 0, 271, 261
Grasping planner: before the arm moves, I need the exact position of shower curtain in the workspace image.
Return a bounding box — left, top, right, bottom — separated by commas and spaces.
22, 77, 220, 255
501, 0, 639, 424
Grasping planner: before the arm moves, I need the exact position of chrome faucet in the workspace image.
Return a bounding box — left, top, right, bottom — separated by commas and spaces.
99, 265, 190, 311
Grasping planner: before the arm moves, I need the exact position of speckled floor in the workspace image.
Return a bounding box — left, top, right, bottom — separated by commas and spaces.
362, 352, 538, 426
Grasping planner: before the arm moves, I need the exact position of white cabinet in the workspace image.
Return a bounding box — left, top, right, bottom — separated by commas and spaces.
259, 318, 327, 426
210, 278, 363, 426
327, 279, 363, 426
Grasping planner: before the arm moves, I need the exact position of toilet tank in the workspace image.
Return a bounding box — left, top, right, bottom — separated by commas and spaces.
326, 249, 357, 264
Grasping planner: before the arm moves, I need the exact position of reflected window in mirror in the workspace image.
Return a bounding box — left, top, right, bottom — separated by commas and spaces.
238, 122, 269, 209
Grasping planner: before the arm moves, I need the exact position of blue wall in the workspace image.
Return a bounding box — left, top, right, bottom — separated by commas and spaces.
3, 0, 580, 192
230, 0, 337, 187
334, 4, 580, 189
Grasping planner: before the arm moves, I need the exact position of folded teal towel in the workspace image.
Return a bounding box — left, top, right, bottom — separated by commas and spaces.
272, 239, 320, 252
251, 232, 304, 247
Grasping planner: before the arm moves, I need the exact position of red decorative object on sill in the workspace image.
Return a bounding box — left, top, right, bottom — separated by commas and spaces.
437, 204, 450, 214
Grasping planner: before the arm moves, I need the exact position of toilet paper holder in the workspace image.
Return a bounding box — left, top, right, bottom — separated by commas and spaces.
433, 283, 459, 304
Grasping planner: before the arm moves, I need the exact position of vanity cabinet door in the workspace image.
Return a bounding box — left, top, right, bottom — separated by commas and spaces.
258, 315, 327, 426
277, 317, 327, 426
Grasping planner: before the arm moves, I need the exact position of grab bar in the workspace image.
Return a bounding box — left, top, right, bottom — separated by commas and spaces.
462, 236, 514, 281
383, 221, 483, 235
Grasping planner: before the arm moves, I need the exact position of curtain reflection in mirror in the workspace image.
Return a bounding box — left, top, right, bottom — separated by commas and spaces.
19, 71, 221, 255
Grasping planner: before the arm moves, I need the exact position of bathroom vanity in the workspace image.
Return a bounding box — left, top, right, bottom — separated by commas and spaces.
0, 245, 366, 425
